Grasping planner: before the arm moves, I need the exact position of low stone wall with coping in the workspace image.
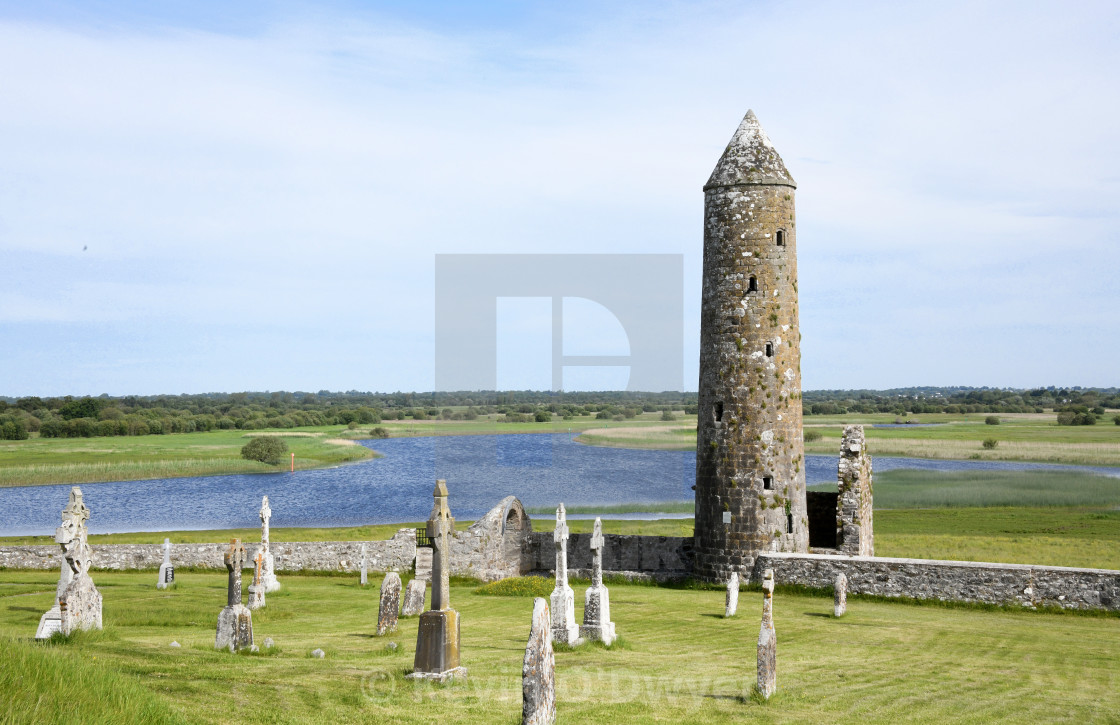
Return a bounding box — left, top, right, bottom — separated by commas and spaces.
526, 531, 693, 582
752, 551, 1120, 611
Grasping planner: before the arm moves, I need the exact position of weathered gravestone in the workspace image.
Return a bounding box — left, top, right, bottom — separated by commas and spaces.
522, 598, 556, 725
725, 571, 739, 618
38, 487, 101, 638
579, 517, 616, 645
757, 568, 776, 699
360, 543, 368, 586
834, 572, 847, 617
402, 578, 426, 616
157, 538, 174, 589
377, 572, 402, 635
215, 538, 254, 651
409, 480, 466, 681
259, 495, 280, 592
548, 504, 580, 646
247, 551, 266, 610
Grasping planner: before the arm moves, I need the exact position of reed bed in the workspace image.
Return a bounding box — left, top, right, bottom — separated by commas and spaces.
805, 438, 1120, 466
0, 458, 268, 487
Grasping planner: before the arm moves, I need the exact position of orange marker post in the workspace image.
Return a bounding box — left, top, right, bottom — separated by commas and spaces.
290, 452, 295, 473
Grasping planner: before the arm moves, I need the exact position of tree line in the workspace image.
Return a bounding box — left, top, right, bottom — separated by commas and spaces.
1, 386, 1117, 440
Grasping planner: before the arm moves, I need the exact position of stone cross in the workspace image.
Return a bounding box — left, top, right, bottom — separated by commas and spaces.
549, 504, 579, 645
56, 487, 92, 577
579, 517, 615, 645
522, 598, 556, 725
553, 503, 570, 589
834, 572, 847, 617
157, 538, 175, 589
757, 568, 777, 699
260, 496, 272, 547
427, 479, 454, 611
589, 515, 604, 587
225, 539, 247, 607
247, 551, 265, 609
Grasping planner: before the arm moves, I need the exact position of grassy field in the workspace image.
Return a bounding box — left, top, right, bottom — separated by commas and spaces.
1, 570, 1117, 724
0, 429, 375, 488
576, 412, 1120, 467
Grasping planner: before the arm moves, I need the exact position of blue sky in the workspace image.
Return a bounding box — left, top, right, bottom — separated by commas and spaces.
1, 0, 1118, 396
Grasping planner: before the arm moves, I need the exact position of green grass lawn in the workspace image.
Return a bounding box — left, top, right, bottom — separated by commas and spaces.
1, 570, 1117, 724
577, 412, 1120, 467
0, 429, 375, 488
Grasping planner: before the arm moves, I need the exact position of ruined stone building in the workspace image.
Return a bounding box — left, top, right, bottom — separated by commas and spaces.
693, 110, 809, 581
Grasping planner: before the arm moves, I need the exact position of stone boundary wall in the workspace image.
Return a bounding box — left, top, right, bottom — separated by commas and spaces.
753, 552, 1120, 611
0, 529, 417, 574
526, 532, 692, 581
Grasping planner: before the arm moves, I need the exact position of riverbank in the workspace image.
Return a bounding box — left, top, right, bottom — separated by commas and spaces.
576, 412, 1120, 467
0, 430, 376, 488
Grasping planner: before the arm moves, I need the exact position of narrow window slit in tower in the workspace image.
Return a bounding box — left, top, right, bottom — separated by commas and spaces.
765, 342, 773, 357
763, 476, 773, 490
776, 230, 785, 246
748, 276, 757, 293
715, 402, 724, 422
787, 513, 794, 534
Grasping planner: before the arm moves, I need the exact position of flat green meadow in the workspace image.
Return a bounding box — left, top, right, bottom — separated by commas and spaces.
1, 570, 1117, 724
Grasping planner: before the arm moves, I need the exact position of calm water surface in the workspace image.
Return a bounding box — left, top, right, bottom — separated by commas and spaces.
0, 433, 1117, 536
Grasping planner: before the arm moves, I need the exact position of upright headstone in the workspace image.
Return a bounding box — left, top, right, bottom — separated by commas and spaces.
834, 572, 847, 617
259, 495, 280, 592
157, 538, 174, 589
35, 539, 73, 639
38, 487, 102, 638
522, 598, 556, 725
402, 578, 426, 616
725, 571, 739, 618
360, 543, 368, 586
548, 504, 580, 646
377, 572, 402, 635
247, 551, 266, 610
409, 480, 467, 681
215, 538, 254, 651
756, 569, 777, 699
579, 517, 615, 645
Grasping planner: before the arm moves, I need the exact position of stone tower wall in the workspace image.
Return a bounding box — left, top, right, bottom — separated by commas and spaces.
837, 425, 874, 556
694, 177, 808, 581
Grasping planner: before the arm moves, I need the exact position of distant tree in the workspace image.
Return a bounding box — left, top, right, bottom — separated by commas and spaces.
804, 430, 822, 442
534, 410, 552, 423
984, 416, 1000, 425
240, 436, 288, 465
59, 397, 102, 420
1114, 414, 1120, 426
660, 410, 676, 421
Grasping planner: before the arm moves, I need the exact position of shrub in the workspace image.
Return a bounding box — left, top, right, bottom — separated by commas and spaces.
240, 436, 288, 465
1114, 414, 1120, 426
982, 438, 998, 449
661, 410, 676, 421
1057, 412, 1097, 426
369, 427, 389, 439
534, 410, 552, 423
804, 430, 822, 442
984, 416, 1000, 425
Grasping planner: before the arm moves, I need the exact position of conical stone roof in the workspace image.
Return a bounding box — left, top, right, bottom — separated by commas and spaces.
704, 110, 796, 190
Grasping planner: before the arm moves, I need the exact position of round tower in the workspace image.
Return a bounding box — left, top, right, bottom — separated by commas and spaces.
693, 110, 808, 581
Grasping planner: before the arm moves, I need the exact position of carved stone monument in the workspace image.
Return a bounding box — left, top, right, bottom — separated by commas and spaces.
402, 578, 426, 616
579, 517, 615, 645
360, 543, 368, 586
548, 504, 580, 646
215, 538, 254, 651
725, 571, 739, 618
409, 480, 466, 681
377, 572, 402, 635
757, 568, 776, 699
35, 531, 73, 638
522, 598, 556, 725
259, 495, 280, 592
834, 572, 847, 617
247, 551, 266, 610
157, 538, 174, 589
39, 487, 102, 637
